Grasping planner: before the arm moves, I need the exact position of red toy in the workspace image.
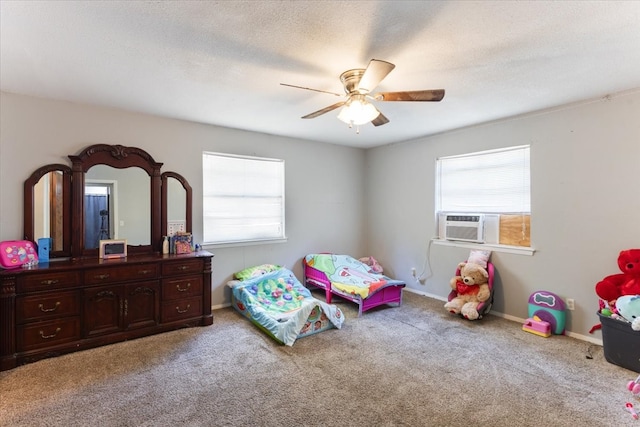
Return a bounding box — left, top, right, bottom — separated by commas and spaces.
595, 249, 640, 308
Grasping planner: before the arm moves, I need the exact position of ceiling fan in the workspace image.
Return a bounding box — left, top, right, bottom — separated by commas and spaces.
281, 59, 444, 130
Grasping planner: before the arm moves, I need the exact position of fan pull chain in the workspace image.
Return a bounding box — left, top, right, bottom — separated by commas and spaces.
345, 121, 360, 134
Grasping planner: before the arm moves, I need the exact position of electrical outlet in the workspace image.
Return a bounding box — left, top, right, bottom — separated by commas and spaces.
566, 298, 575, 311
411, 268, 416, 277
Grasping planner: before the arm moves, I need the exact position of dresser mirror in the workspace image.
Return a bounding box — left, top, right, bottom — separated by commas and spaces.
84, 165, 151, 249
162, 171, 192, 238
24, 144, 191, 260
24, 164, 72, 258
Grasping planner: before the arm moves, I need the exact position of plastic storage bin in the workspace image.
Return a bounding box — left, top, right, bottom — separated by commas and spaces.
598, 312, 640, 373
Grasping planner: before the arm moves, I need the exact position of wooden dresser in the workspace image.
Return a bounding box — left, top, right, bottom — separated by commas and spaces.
0, 251, 213, 371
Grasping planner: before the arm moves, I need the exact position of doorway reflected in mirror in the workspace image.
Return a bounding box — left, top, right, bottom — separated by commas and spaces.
84, 183, 112, 249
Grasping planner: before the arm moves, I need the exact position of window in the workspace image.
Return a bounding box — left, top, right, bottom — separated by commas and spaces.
436, 145, 531, 247
203, 152, 285, 245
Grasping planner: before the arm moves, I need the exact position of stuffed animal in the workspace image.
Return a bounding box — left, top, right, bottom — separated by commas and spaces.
616, 295, 640, 331
359, 256, 383, 274
595, 249, 640, 309
444, 262, 490, 320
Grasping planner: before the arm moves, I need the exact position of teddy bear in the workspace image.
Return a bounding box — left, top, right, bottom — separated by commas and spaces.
595, 249, 640, 310
444, 261, 491, 320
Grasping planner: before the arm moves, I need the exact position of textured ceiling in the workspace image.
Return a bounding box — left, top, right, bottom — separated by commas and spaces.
1, 1, 639, 148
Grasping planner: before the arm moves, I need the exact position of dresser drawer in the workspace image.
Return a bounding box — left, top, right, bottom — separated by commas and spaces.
84, 263, 159, 285
162, 276, 203, 301
16, 291, 80, 324
161, 259, 203, 277
18, 271, 81, 293
17, 318, 81, 352
162, 297, 202, 323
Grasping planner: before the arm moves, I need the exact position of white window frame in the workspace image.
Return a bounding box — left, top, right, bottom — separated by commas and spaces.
435, 145, 534, 255
202, 152, 286, 246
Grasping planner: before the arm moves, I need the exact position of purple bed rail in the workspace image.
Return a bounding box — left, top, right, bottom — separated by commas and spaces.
303, 260, 405, 317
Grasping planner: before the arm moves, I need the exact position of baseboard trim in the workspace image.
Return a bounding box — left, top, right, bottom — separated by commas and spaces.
402, 288, 603, 346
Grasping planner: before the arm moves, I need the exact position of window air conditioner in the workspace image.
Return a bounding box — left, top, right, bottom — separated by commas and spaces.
439, 213, 485, 243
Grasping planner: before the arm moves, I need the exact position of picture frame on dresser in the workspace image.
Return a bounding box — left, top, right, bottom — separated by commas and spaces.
99, 239, 128, 259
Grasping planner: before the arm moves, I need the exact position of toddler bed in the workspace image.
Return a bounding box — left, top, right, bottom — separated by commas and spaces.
303, 254, 405, 316
228, 264, 344, 346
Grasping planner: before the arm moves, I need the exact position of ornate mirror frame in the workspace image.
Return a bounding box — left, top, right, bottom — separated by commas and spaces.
69, 144, 163, 258
161, 171, 192, 238
23, 164, 72, 258
24, 143, 193, 260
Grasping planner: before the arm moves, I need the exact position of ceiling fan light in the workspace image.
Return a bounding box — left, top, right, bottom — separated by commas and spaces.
355, 102, 380, 125
337, 105, 352, 124
337, 97, 380, 126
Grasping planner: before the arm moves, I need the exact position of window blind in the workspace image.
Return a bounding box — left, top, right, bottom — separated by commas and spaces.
436, 145, 530, 214
203, 152, 285, 244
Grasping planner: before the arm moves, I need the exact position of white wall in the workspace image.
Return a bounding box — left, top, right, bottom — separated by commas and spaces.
3, 89, 639, 339
364, 89, 640, 340
0, 92, 366, 306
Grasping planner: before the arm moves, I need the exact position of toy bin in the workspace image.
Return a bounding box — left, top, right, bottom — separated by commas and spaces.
598, 312, 640, 373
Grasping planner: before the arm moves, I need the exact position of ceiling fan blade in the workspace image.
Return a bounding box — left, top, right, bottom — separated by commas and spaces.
357, 59, 395, 93
280, 83, 343, 97
374, 89, 445, 102
301, 101, 346, 119
371, 112, 390, 127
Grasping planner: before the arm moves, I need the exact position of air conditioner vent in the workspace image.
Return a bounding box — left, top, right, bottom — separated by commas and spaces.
439, 213, 485, 243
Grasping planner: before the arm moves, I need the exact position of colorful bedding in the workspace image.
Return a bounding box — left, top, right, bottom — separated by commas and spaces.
229, 267, 344, 345
304, 254, 405, 298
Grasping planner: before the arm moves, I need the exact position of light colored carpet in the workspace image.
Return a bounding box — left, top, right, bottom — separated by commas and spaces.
0, 291, 637, 426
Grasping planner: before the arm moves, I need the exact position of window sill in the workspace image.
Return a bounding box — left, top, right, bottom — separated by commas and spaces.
202, 237, 288, 250
432, 238, 535, 256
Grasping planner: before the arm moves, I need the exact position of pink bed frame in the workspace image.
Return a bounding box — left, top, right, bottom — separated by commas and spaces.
303, 260, 405, 316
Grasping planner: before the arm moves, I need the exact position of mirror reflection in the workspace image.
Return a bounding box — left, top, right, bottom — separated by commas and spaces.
33, 171, 65, 252
26, 144, 178, 259
167, 176, 186, 235
84, 165, 150, 249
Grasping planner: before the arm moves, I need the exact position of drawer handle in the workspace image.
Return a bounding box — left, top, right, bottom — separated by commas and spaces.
177, 265, 190, 271
138, 269, 152, 275
176, 283, 191, 292
39, 328, 61, 339
95, 274, 111, 280
96, 290, 117, 300
38, 302, 61, 312
40, 279, 60, 286
176, 304, 191, 314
